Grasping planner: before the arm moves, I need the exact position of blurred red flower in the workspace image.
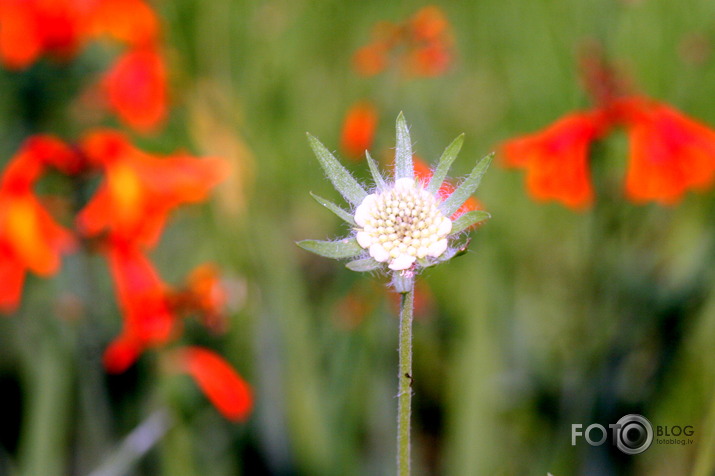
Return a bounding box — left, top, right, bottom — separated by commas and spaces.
173, 346, 252, 422
0, 0, 85, 69
103, 47, 167, 133
353, 6, 454, 78
0, 0, 159, 69
88, 0, 159, 47
501, 52, 715, 208
169, 263, 229, 333
616, 97, 715, 204
77, 130, 229, 247
341, 101, 378, 159
103, 239, 175, 365
0, 137, 75, 312
501, 112, 606, 209
353, 42, 389, 77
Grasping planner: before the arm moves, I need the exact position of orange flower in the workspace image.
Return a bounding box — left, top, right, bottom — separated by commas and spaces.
168, 263, 229, 333
501, 112, 607, 209
341, 101, 378, 159
105, 239, 175, 348
88, 0, 159, 48
20, 134, 85, 174
77, 130, 229, 247
618, 97, 715, 204
406, 6, 453, 77
407, 43, 452, 77
352, 6, 454, 78
0, 0, 160, 69
503, 51, 715, 207
0, 0, 86, 69
173, 346, 252, 422
0, 137, 75, 312
102, 47, 167, 133
353, 42, 389, 77
413, 157, 483, 222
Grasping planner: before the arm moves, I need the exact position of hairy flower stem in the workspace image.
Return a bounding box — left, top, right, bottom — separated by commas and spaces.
397, 284, 414, 476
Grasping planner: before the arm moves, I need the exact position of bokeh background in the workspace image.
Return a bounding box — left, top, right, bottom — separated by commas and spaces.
2, 0, 715, 475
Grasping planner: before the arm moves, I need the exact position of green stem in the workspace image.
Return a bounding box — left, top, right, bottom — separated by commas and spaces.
397, 284, 414, 476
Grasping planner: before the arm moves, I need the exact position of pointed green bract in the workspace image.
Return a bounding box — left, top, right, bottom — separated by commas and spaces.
346, 257, 381, 272
439, 153, 494, 217
394, 112, 413, 180
310, 192, 356, 225
297, 238, 363, 259
307, 133, 367, 206
450, 210, 491, 235
365, 151, 387, 190
426, 134, 464, 195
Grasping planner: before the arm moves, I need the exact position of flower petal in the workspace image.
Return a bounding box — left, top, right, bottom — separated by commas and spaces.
620, 97, 715, 204
341, 101, 378, 159
388, 253, 416, 270
501, 112, 605, 209
175, 346, 252, 422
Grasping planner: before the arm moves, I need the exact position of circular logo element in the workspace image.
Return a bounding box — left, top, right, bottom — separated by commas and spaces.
615, 414, 653, 455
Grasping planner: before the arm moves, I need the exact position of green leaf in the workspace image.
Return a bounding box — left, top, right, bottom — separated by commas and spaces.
426, 134, 464, 195
310, 192, 356, 225
450, 210, 491, 234
296, 238, 363, 259
307, 133, 367, 206
394, 112, 413, 180
346, 257, 382, 272
365, 151, 387, 190
439, 153, 494, 217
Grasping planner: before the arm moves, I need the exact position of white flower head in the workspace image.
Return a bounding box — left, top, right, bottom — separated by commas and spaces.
299, 113, 492, 288
354, 178, 452, 271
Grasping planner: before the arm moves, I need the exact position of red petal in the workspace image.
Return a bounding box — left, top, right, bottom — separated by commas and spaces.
175, 346, 252, 422
107, 241, 175, 345
501, 111, 606, 209
621, 97, 715, 204
0, 246, 25, 313
78, 130, 228, 246
103, 334, 142, 373
88, 0, 159, 47
341, 101, 378, 159
353, 43, 388, 76
0, 1, 42, 69
103, 48, 167, 133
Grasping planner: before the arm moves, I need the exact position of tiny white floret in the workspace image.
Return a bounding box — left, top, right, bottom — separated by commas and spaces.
369, 243, 390, 262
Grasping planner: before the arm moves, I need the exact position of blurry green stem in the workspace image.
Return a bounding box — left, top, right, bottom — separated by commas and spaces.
397, 284, 414, 476
18, 335, 72, 476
